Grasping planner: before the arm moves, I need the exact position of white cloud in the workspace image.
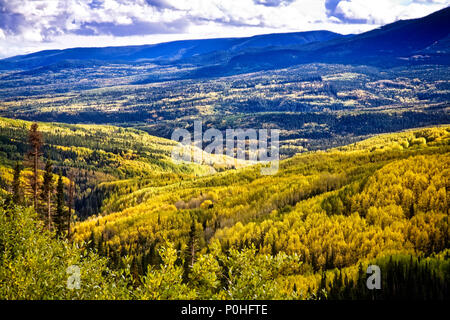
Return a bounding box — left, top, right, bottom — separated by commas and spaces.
333, 0, 449, 25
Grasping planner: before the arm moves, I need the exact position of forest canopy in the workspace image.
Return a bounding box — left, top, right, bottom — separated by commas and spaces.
1, 118, 447, 299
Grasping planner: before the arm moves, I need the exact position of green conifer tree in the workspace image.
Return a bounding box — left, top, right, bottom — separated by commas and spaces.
54, 172, 66, 236
40, 160, 54, 230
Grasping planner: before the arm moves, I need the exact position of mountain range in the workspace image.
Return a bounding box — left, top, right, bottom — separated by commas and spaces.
0, 6, 449, 80
0, 30, 343, 70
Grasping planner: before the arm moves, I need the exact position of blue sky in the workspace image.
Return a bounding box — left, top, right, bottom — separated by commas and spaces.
0, 0, 448, 58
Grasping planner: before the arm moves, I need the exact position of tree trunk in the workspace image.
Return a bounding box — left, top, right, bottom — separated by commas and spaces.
48, 189, 51, 231
33, 146, 38, 211
67, 179, 74, 237
190, 239, 195, 267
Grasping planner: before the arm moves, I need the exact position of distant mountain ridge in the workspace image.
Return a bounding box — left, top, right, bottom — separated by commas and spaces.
0, 6, 449, 79
192, 6, 450, 77
0, 30, 343, 71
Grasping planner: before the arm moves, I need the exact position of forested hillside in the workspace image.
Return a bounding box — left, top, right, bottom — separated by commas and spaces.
1, 62, 448, 158
0, 117, 212, 219
0, 117, 448, 299
71, 125, 449, 299
0, 1, 449, 304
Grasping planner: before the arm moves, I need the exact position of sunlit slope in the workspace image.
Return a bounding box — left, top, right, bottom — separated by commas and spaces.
73, 126, 449, 271
0, 116, 208, 174
0, 116, 216, 217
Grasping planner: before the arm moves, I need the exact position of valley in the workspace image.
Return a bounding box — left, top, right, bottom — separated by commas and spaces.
0, 116, 448, 299
0, 6, 449, 300
1, 63, 448, 158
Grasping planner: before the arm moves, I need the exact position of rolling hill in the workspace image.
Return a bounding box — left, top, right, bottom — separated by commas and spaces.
0, 115, 448, 299
70, 124, 449, 298
0, 117, 217, 219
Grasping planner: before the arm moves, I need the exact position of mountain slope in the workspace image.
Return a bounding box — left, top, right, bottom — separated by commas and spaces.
192, 6, 450, 77
308, 5, 450, 64
1, 7, 448, 79
72, 125, 450, 289
0, 116, 216, 219
0, 31, 343, 71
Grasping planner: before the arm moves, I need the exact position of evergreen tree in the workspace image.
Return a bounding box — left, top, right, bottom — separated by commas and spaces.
27, 123, 43, 211
40, 160, 54, 230
54, 172, 66, 236
67, 172, 75, 238
183, 218, 198, 281
317, 270, 327, 299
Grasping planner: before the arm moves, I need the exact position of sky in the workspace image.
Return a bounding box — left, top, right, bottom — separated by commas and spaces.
0, 0, 449, 58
